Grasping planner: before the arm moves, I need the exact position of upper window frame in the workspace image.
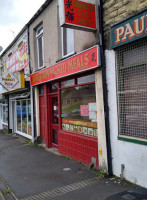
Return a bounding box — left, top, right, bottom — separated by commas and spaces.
36, 24, 44, 69
61, 27, 74, 58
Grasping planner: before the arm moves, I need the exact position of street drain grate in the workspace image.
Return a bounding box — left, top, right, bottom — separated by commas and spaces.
22, 177, 99, 200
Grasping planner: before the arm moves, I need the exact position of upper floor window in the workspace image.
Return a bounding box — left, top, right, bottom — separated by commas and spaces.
36, 25, 44, 69
61, 27, 74, 57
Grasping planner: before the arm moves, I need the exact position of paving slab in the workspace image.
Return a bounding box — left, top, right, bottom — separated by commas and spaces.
0, 132, 146, 200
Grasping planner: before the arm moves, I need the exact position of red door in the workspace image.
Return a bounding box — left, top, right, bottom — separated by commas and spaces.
50, 95, 59, 149
39, 96, 46, 142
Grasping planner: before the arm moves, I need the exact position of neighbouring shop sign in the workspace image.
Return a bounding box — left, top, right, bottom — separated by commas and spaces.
111, 10, 147, 48
59, 0, 97, 31
6, 41, 28, 73
30, 45, 100, 86
0, 71, 25, 93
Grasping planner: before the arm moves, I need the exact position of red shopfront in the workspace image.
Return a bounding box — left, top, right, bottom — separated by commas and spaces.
31, 46, 100, 168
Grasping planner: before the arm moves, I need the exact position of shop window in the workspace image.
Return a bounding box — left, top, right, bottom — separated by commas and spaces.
61, 79, 74, 87
36, 25, 44, 69
16, 99, 32, 135
16, 101, 21, 131
61, 82, 97, 137
117, 40, 147, 140
77, 74, 95, 84
28, 100, 32, 136
22, 100, 27, 133
61, 27, 74, 57
2, 104, 8, 124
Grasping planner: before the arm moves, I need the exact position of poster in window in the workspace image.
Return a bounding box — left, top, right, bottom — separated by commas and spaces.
93, 129, 98, 137
65, 124, 70, 131
89, 103, 97, 120
78, 126, 83, 134
88, 128, 93, 136
89, 103, 96, 112
73, 125, 78, 133
80, 105, 89, 117
89, 112, 97, 120
83, 127, 88, 135
69, 124, 74, 132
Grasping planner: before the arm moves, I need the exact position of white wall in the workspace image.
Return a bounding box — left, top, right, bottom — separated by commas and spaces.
105, 49, 147, 188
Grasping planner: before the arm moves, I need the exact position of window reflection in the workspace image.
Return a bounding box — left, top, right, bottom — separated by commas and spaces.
61, 84, 97, 137
22, 100, 27, 134
17, 101, 21, 132
50, 83, 58, 93
77, 74, 95, 84
61, 79, 74, 87
16, 99, 32, 136
28, 100, 32, 136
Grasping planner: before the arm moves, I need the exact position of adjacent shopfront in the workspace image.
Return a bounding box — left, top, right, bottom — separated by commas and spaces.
111, 10, 147, 143
9, 93, 32, 139
31, 45, 101, 167
0, 93, 8, 130
0, 28, 32, 139
105, 8, 147, 186
0, 71, 32, 139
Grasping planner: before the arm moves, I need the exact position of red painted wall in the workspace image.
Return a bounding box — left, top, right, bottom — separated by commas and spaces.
58, 130, 98, 168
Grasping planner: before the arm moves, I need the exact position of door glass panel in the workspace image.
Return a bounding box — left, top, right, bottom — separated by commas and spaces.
39, 85, 44, 95
28, 100, 32, 136
22, 100, 27, 134
52, 97, 58, 124
52, 129, 58, 145
17, 101, 21, 131
50, 83, 58, 93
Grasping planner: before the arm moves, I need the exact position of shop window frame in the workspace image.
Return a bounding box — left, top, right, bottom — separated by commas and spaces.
116, 39, 147, 145
16, 99, 32, 137
59, 72, 97, 137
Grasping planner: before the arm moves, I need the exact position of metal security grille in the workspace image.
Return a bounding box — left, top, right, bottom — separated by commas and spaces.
117, 39, 147, 140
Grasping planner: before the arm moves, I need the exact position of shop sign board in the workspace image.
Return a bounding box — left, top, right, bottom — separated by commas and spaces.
59, 0, 97, 31
0, 71, 25, 93
6, 41, 28, 73
30, 45, 100, 86
111, 10, 147, 48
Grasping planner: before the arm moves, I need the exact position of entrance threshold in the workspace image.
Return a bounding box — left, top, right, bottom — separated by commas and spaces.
46, 148, 61, 156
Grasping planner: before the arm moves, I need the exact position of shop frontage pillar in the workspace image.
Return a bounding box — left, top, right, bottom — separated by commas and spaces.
95, 69, 108, 171
35, 87, 40, 138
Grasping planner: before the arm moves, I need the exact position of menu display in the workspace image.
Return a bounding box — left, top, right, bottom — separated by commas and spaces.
62, 118, 98, 137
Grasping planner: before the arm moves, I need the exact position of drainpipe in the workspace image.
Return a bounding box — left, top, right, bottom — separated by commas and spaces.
98, 0, 113, 175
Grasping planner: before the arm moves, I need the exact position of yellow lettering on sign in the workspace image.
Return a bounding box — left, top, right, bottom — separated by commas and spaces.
68, 53, 89, 71
72, 0, 95, 12
78, 18, 92, 27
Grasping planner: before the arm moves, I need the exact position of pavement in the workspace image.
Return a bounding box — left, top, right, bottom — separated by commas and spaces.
0, 132, 147, 200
